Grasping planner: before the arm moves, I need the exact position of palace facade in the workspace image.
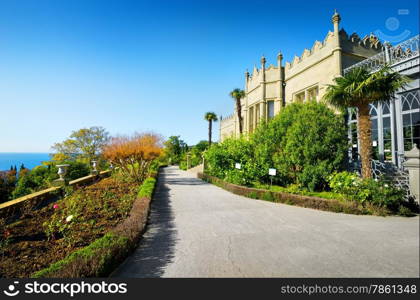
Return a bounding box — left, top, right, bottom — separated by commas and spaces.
220, 11, 385, 139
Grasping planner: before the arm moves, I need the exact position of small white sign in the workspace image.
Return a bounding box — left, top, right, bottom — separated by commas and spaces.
372, 140, 377, 147
269, 168, 276, 176
235, 163, 241, 169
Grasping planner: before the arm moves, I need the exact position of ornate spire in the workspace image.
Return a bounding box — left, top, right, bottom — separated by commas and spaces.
277, 52, 283, 61
332, 9, 341, 24
260, 55, 266, 65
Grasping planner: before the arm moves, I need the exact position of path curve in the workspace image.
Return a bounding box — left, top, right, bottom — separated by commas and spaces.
112, 166, 419, 277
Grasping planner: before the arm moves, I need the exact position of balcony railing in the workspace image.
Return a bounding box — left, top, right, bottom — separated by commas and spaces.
344, 34, 419, 75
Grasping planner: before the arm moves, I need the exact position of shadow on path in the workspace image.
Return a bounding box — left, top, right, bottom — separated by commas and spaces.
111, 168, 177, 277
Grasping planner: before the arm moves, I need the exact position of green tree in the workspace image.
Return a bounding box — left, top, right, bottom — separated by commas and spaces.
229, 88, 245, 134
269, 102, 348, 191
204, 112, 218, 146
163, 136, 188, 165
51, 126, 110, 164
323, 65, 410, 178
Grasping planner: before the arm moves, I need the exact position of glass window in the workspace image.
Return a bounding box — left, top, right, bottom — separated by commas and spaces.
371, 117, 379, 160
249, 106, 254, 133
382, 103, 390, 115
295, 92, 305, 103
401, 90, 420, 150
268, 101, 275, 119
256, 104, 260, 124
307, 86, 318, 101
369, 103, 378, 116
383, 116, 392, 161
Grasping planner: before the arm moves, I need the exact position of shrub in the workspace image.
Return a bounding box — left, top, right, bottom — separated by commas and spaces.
328, 171, 406, 210
266, 102, 348, 191
206, 102, 348, 190
103, 133, 163, 183
204, 137, 256, 185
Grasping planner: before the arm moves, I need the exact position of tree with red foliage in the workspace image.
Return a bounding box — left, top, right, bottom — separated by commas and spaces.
103, 133, 163, 183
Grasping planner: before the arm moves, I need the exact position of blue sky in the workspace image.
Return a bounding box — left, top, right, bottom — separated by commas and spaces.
0, 0, 418, 152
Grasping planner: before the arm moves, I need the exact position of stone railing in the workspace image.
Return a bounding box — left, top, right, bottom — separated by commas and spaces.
344, 34, 419, 75
0, 170, 111, 219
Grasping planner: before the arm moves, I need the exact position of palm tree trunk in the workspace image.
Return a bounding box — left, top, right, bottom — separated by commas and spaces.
208, 120, 212, 146
236, 99, 243, 134
357, 103, 373, 178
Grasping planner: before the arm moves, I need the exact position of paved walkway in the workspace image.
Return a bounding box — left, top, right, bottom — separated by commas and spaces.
112, 166, 419, 277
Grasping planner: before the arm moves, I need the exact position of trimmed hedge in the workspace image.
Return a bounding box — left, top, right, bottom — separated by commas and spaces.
198, 172, 370, 215
32, 174, 159, 278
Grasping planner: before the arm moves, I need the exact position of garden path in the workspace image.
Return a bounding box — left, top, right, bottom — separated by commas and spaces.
112, 166, 419, 277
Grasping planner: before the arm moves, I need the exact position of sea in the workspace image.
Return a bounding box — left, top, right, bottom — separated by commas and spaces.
0, 153, 51, 171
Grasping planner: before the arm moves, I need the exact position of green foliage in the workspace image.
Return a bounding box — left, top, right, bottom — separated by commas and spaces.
32, 232, 129, 278
267, 102, 347, 190
205, 137, 256, 185
323, 65, 411, 109
163, 136, 188, 165
11, 161, 90, 199
0, 170, 17, 203
138, 177, 156, 198
51, 126, 110, 163
328, 171, 406, 210
179, 140, 209, 170
206, 102, 348, 190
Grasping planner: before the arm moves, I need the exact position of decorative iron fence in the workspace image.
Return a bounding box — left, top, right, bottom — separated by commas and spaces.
344, 34, 419, 75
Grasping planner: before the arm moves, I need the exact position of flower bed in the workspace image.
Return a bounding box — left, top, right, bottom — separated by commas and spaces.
198, 173, 394, 216
0, 173, 157, 278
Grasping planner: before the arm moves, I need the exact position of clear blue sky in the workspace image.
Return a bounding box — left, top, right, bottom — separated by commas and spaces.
0, 0, 418, 152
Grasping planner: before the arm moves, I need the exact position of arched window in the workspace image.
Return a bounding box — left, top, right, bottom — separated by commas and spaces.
370, 103, 379, 160
382, 103, 392, 161
401, 91, 420, 150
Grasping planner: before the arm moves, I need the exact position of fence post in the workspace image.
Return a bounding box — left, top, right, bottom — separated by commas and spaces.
403, 144, 420, 203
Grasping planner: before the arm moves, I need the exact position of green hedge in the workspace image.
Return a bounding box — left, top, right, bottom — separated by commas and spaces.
33, 233, 129, 278
138, 177, 156, 198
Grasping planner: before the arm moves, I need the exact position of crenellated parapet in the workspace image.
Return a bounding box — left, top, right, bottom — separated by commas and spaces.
220, 113, 235, 123
284, 29, 383, 72
285, 31, 336, 71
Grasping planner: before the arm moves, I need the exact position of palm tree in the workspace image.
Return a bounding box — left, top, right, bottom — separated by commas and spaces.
229, 88, 245, 134
204, 112, 218, 146
323, 65, 410, 178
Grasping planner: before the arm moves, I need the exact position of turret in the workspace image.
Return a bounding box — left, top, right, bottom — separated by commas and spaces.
331, 10, 342, 75
332, 9, 341, 35
245, 69, 250, 92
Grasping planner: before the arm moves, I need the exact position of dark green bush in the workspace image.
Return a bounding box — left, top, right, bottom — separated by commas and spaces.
205, 102, 348, 191
204, 137, 256, 185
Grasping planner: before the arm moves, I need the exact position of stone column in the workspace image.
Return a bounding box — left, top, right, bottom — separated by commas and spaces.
403, 145, 420, 203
